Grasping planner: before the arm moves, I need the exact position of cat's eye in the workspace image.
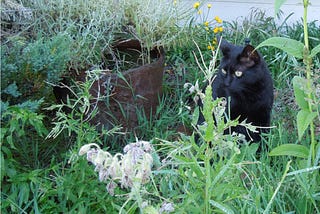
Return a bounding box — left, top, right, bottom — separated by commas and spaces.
221, 69, 227, 75
235, 71, 243, 77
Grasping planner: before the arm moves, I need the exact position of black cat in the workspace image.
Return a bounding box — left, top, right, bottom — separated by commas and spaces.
199, 38, 274, 142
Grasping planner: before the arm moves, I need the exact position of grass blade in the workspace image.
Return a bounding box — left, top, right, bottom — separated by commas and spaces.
209, 200, 235, 214
263, 160, 291, 214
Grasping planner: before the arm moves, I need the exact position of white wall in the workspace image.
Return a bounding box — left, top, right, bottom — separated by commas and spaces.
190, 0, 320, 25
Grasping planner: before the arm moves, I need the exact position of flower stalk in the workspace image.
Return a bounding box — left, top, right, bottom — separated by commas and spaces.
302, 0, 316, 161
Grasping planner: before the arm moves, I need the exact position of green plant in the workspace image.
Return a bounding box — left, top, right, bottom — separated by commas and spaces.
77, 141, 167, 213
257, 0, 320, 163
112, 0, 193, 63
74, 42, 261, 213
46, 71, 122, 147
17, 0, 116, 69
1, 34, 72, 106
165, 46, 258, 213
1, 105, 48, 213
19, 0, 195, 67
190, 2, 224, 50
254, 0, 320, 212
2, 2, 320, 212
37, 158, 118, 213
1, 105, 48, 174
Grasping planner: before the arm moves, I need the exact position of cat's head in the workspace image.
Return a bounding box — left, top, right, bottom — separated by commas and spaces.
217, 38, 265, 89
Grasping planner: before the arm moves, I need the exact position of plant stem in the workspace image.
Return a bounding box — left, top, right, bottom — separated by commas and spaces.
303, 0, 309, 51
302, 0, 316, 162
204, 147, 211, 214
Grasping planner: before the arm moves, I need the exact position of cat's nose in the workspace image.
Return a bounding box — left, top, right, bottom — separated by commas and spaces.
224, 77, 231, 87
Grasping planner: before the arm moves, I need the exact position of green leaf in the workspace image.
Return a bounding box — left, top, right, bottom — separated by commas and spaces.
17, 98, 44, 112
310, 44, 320, 58
210, 200, 235, 214
3, 82, 21, 98
275, 0, 287, 15
297, 110, 317, 141
256, 37, 304, 59
203, 86, 214, 142
292, 76, 309, 110
192, 106, 200, 125
269, 144, 309, 158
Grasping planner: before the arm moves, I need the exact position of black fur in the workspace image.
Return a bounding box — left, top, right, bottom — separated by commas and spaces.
199, 39, 273, 142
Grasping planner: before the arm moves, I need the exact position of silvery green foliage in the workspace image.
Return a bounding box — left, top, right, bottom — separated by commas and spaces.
1, 0, 33, 22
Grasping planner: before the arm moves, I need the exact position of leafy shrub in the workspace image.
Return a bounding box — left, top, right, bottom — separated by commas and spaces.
1, 105, 48, 213
13, 0, 115, 68
113, 0, 193, 56
37, 158, 117, 213
1, 34, 72, 107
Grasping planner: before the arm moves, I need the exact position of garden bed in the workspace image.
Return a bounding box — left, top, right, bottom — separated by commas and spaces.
1, 1, 319, 213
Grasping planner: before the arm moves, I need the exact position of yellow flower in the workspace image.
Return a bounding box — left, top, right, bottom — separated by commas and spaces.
197, 10, 202, 15
219, 27, 223, 32
207, 45, 215, 50
212, 39, 217, 45
173, 0, 177, 6
207, 3, 212, 8
193, 2, 200, 9
205, 27, 209, 31
213, 27, 219, 34
215, 16, 223, 23
204, 21, 209, 27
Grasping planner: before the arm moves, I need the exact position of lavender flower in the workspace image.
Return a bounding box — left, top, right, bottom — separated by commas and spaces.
159, 202, 175, 213
79, 140, 154, 194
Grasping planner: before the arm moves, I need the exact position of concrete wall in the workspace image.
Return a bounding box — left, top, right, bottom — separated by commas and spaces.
190, 0, 320, 25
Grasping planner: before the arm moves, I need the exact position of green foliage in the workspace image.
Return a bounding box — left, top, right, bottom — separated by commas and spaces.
149, 48, 247, 214
269, 144, 309, 158
1, 106, 48, 149
256, 37, 304, 59
274, 0, 287, 15
1, 1, 319, 213
254, 1, 320, 212
1, 105, 48, 213
1, 34, 72, 106
310, 44, 320, 58
1, 77, 121, 213
18, 0, 115, 68
293, 76, 310, 110
115, 0, 193, 51
16, 0, 195, 67
37, 159, 117, 213
2, 82, 21, 98
292, 76, 318, 141
258, 0, 319, 164
46, 74, 122, 147
1, 169, 44, 213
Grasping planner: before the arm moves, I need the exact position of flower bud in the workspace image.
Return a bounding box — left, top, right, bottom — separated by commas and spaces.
79, 143, 99, 155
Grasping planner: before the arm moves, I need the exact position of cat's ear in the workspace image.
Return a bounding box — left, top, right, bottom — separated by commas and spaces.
217, 36, 232, 56
239, 45, 260, 67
